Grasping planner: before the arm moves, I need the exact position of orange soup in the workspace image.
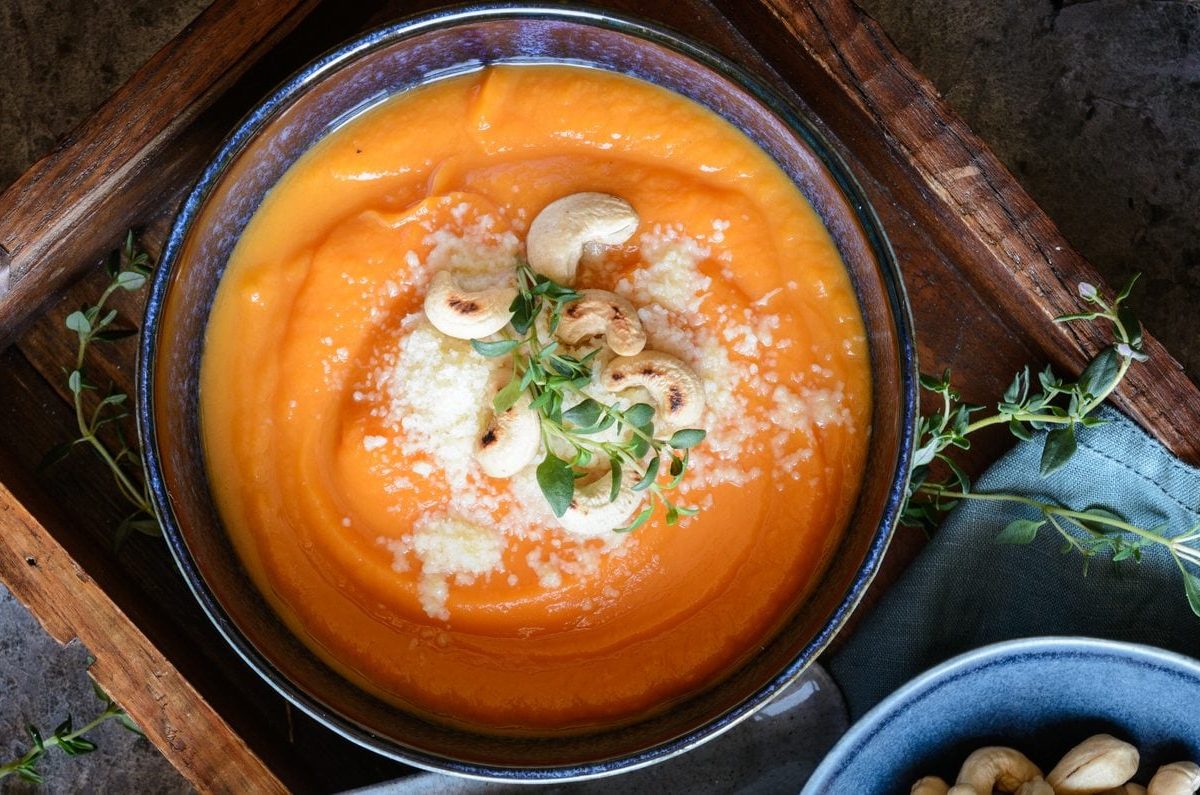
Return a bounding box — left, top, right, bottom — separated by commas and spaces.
200, 65, 870, 732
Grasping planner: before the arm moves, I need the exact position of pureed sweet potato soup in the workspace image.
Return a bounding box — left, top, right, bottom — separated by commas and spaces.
200, 65, 870, 732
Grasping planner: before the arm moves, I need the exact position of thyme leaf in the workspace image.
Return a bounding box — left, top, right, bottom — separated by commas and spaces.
536, 453, 575, 518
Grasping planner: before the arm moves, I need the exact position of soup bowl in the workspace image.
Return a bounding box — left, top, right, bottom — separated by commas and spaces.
138, 4, 916, 780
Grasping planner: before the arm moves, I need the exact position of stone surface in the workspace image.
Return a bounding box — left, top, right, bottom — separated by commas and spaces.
0, 0, 212, 189
860, 0, 1200, 377
0, 585, 191, 793
1, 0, 1198, 791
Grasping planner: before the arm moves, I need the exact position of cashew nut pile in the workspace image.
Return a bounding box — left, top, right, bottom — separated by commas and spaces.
421, 191, 708, 536
912, 734, 1200, 795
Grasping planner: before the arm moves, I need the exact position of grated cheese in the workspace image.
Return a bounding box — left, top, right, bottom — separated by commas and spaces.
355, 209, 851, 620
616, 224, 713, 314
362, 435, 388, 452
410, 517, 505, 620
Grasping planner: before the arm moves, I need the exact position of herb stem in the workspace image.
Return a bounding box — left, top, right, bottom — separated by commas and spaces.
0, 700, 128, 783
596, 401, 658, 447
963, 359, 1131, 436
965, 412, 1067, 434
902, 275, 1200, 616
47, 232, 159, 546
917, 484, 1200, 562
70, 292, 153, 517
1046, 513, 1091, 556
1090, 356, 1132, 408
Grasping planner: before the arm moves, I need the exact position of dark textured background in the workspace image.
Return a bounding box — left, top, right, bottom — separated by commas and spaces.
1, 0, 1197, 790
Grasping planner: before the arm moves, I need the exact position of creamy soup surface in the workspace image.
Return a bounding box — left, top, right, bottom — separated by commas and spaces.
200, 65, 871, 732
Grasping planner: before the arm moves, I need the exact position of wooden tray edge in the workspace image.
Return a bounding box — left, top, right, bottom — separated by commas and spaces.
0, 480, 286, 793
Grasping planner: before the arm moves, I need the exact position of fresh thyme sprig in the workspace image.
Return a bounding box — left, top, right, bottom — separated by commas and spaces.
40, 232, 159, 548
903, 275, 1200, 617
471, 263, 706, 531
0, 680, 141, 784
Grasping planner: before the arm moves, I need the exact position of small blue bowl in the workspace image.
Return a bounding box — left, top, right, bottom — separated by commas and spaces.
804, 637, 1200, 794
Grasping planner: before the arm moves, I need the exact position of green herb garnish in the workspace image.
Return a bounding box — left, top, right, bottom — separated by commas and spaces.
903, 275, 1200, 616
472, 262, 705, 529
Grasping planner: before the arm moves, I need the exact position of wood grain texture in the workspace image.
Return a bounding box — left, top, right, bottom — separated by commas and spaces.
0, 476, 286, 794
725, 0, 1200, 462
0, 0, 320, 346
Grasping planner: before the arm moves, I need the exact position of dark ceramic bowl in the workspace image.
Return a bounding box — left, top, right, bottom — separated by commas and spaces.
138, 4, 916, 781
803, 638, 1200, 794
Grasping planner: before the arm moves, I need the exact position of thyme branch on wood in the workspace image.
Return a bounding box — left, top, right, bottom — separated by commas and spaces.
39, 232, 160, 548
902, 275, 1200, 617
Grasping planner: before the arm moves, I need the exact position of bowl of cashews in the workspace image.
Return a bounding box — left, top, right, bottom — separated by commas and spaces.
912, 735, 1197, 795
803, 637, 1200, 795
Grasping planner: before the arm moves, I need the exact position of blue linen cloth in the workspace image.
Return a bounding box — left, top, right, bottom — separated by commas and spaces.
829, 407, 1200, 718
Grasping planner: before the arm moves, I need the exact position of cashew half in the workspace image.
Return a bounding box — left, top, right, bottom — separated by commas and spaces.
957, 747, 1043, 793
1048, 734, 1140, 794
475, 393, 540, 478
424, 270, 516, 340
601, 351, 706, 431
1016, 778, 1056, 795
556, 289, 646, 356
1148, 762, 1200, 795
557, 471, 644, 538
526, 192, 639, 284
912, 777, 950, 795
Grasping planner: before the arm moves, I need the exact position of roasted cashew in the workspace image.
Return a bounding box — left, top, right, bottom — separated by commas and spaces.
1015, 778, 1056, 795
526, 192, 639, 284
1048, 734, 1140, 794
910, 777, 978, 795
911, 777, 949, 795
957, 747, 1043, 793
557, 471, 644, 538
475, 393, 540, 478
424, 270, 516, 340
1148, 762, 1200, 795
601, 351, 706, 431
556, 289, 646, 356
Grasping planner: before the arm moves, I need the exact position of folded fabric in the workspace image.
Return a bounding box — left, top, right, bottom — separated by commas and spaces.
829, 406, 1200, 718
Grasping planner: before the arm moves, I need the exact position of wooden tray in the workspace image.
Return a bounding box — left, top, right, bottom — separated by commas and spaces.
2, 0, 1198, 790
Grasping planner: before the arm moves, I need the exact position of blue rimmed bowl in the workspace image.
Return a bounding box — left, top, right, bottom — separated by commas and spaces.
805, 637, 1200, 794
137, 4, 916, 781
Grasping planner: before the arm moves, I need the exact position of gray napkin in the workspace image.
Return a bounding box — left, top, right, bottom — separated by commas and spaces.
829, 407, 1200, 718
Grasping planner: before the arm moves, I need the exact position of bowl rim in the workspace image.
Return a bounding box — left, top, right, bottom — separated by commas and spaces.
137, 1, 918, 782
802, 636, 1200, 793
